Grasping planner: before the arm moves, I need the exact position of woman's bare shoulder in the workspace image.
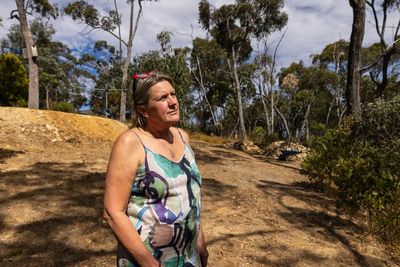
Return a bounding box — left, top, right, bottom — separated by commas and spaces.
106, 129, 143, 187
175, 127, 190, 143
112, 128, 143, 155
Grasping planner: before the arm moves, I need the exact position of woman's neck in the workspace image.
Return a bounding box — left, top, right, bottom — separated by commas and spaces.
142, 125, 172, 140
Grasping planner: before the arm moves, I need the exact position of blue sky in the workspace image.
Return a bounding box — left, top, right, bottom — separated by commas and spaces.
0, 0, 398, 71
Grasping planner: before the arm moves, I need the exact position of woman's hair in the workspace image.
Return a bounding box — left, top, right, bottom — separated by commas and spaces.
131, 71, 175, 127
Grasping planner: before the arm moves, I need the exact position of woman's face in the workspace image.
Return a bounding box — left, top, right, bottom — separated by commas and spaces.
143, 80, 180, 127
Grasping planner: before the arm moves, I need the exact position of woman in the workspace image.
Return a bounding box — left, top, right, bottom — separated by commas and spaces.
103, 71, 208, 267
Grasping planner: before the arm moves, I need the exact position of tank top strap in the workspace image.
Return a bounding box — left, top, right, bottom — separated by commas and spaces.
176, 128, 196, 160
132, 129, 149, 171
176, 128, 187, 145
132, 129, 147, 152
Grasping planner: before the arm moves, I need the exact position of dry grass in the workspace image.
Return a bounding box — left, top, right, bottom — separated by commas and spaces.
189, 132, 234, 144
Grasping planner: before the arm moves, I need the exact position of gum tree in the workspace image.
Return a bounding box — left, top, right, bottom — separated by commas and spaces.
346, 0, 366, 114
64, 0, 157, 121
363, 0, 400, 98
199, 0, 287, 143
12, 0, 58, 108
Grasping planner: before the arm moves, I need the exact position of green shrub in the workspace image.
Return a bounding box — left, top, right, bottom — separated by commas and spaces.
14, 98, 27, 107
302, 97, 400, 242
53, 102, 75, 113
250, 127, 279, 146
0, 54, 28, 106
251, 126, 266, 144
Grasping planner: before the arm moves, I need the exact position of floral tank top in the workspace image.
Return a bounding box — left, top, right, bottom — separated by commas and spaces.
117, 131, 202, 267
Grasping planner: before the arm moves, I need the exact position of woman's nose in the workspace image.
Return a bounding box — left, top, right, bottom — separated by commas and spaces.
168, 95, 177, 105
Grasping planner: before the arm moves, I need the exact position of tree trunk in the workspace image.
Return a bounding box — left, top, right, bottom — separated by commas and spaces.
231, 48, 247, 143
271, 91, 274, 134
346, 0, 365, 115
119, 0, 142, 122
338, 107, 347, 125
326, 99, 335, 126
261, 96, 271, 135
300, 103, 311, 142
194, 56, 219, 134
366, 0, 398, 99
257, 77, 271, 135
268, 32, 285, 135
105, 90, 108, 118
274, 106, 291, 143
114, 0, 123, 121
46, 87, 49, 109
377, 52, 390, 98
16, 0, 39, 109
119, 80, 127, 121
113, 0, 122, 59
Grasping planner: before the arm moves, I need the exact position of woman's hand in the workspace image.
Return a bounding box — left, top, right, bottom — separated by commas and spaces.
199, 243, 209, 267
198, 227, 208, 267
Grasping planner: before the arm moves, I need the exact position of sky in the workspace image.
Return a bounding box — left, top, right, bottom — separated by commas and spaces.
0, 0, 398, 71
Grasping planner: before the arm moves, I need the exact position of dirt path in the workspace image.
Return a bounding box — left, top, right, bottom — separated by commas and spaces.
0, 108, 397, 266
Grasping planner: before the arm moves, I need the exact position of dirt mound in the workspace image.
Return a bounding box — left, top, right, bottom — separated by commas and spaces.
227, 140, 263, 153
265, 141, 310, 162
0, 107, 128, 151
226, 140, 310, 162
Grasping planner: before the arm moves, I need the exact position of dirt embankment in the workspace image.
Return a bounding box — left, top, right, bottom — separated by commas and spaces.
0, 107, 398, 266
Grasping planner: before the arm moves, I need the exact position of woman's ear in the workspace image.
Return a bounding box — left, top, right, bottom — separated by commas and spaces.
137, 105, 149, 118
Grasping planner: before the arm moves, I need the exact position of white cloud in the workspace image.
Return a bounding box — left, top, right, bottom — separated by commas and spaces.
0, 0, 398, 71
272, 0, 353, 67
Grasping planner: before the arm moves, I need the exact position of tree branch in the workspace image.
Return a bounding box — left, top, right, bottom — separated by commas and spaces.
360, 54, 382, 73
113, 0, 122, 57
87, 24, 128, 47
130, 0, 142, 47
369, 71, 380, 85
270, 28, 287, 89
366, 0, 386, 47
381, 1, 388, 38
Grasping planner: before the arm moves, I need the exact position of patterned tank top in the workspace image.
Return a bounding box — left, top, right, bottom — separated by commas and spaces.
117, 130, 202, 267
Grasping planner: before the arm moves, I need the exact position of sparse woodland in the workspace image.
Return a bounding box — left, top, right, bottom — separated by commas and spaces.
1, 0, 399, 256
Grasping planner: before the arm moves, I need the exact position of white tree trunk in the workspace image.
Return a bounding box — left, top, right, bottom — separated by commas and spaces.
300, 103, 311, 142
194, 56, 219, 133
119, 0, 142, 122
46, 87, 49, 109
261, 96, 271, 135
16, 0, 39, 109
231, 48, 247, 143
274, 106, 291, 143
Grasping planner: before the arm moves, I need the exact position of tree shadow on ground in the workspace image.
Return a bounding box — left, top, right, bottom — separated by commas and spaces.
250, 153, 302, 171
202, 177, 238, 200
251, 245, 327, 266
207, 230, 284, 246
192, 147, 222, 164
0, 162, 115, 266
192, 146, 250, 165
258, 179, 371, 266
0, 148, 24, 163
209, 149, 250, 162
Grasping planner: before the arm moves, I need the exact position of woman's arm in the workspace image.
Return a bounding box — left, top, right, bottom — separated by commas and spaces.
103, 130, 160, 267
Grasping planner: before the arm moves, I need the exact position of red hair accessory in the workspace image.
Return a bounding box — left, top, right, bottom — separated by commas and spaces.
132, 70, 159, 79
